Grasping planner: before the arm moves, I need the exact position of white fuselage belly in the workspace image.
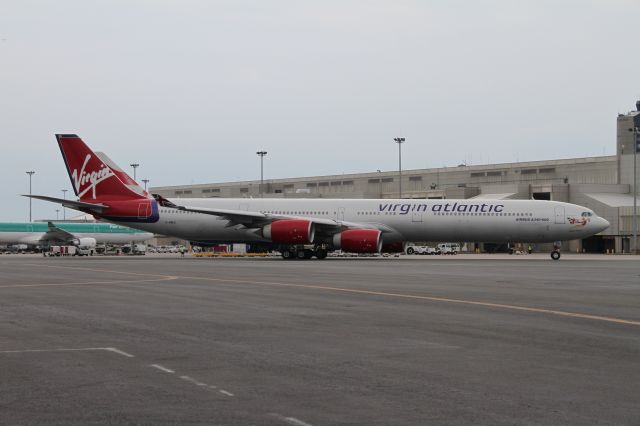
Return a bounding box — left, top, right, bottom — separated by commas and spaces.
123, 198, 602, 244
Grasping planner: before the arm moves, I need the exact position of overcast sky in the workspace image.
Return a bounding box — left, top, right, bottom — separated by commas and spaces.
1, 0, 639, 221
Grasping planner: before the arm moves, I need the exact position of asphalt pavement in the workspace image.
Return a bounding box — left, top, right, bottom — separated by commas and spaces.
0, 254, 638, 425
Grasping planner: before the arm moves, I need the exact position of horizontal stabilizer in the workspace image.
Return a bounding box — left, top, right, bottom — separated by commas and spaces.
23, 195, 108, 213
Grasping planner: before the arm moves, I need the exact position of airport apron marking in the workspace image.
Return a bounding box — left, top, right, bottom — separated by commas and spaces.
11, 263, 179, 289
0, 347, 134, 357
0, 277, 177, 288
185, 276, 640, 327
18, 263, 640, 327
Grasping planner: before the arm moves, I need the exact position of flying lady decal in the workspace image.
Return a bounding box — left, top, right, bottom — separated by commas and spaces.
567, 217, 588, 226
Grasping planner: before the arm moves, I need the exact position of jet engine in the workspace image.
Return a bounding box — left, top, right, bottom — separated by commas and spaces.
333, 229, 382, 253
72, 237, 97, 249
263, 220, 315, 244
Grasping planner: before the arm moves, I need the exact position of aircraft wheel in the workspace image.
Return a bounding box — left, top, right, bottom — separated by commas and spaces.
406, 247, 415, 255
550, 251, 561, 260
296, 250, 306, 260
281, 249, 293, 259
315, 249, 327, 260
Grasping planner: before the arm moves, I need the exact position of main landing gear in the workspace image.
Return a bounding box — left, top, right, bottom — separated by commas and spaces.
281, 246, 328, 260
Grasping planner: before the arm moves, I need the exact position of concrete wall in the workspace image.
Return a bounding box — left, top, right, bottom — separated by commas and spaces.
154, 156, 618, 201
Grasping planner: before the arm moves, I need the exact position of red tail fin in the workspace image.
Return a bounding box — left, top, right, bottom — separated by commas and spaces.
56, 134, 147, 202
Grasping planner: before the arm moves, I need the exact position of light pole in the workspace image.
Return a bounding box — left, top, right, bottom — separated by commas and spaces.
394, 137, 405, 198
130, 163, 139, 181
61, 189, 67, 220
142, 179, 149, 191
256, 151, 267, 198
630, 127, 639, 254
26, 171, 35, 222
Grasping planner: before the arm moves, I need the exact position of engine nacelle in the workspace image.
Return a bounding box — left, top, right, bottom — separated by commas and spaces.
263, 220, 315, 244
333, 229, 382, 253
73, 237, 97, 249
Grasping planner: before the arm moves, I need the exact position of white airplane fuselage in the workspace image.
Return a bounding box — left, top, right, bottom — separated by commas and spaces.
116, 198, 609, 245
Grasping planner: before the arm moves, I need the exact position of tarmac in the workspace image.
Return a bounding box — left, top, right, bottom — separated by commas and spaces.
0, 254, 639, 425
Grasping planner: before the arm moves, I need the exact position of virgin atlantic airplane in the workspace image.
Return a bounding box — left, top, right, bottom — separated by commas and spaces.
27, 134, 609, 260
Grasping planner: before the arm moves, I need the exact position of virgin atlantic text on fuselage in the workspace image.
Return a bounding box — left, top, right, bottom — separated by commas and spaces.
379, 203, 506, 215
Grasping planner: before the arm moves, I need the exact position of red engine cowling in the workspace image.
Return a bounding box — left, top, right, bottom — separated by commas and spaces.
263, 220, 315, 244
333, 229, 382, 253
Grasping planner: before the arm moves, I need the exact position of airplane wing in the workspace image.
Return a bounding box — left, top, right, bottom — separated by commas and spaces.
174, 205, 341, 229
173, 204, 396, 235
40, 222, 76, 243
23, 195, 108, 213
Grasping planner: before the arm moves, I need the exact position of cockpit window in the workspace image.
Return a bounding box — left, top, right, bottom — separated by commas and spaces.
581, 212, 593, 217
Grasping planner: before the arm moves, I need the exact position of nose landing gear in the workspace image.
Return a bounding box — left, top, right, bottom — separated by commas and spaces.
550, 241, 562, 260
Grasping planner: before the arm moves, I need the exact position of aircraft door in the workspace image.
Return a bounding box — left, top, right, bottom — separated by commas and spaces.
335, 207, 345, 221
137, 201, 150, 219
554, 206, 565, 224
412, 210, 423, 223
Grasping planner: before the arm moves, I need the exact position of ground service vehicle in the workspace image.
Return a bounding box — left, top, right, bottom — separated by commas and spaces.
438, 243, 460, 255
406, 245, 439, 255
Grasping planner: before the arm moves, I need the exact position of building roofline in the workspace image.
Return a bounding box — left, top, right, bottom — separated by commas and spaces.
149, 155, 617, 191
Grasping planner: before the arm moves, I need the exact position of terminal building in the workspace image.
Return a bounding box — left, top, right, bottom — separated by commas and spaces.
152, 103, 640, 254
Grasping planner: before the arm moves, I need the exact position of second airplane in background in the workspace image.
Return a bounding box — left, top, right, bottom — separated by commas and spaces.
0, 221, 153, 254
27, 134, 610, 260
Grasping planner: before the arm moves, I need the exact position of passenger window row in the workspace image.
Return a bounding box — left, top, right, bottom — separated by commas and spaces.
160, 209, 197, 214
434, 212, 533, 216
260, 211, 330, 216
159, 208, 534, 218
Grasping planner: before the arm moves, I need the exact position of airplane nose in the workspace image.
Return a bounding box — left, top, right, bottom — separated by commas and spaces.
597, 217, 610, 232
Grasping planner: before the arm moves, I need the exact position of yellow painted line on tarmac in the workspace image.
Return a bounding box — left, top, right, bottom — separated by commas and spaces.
22, 263, 179, 280
181, 275, 640, 327
16, 263, 640, 327
1, 263, 179, 288
0, 277, 177, 288
0, 347, 135, 357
